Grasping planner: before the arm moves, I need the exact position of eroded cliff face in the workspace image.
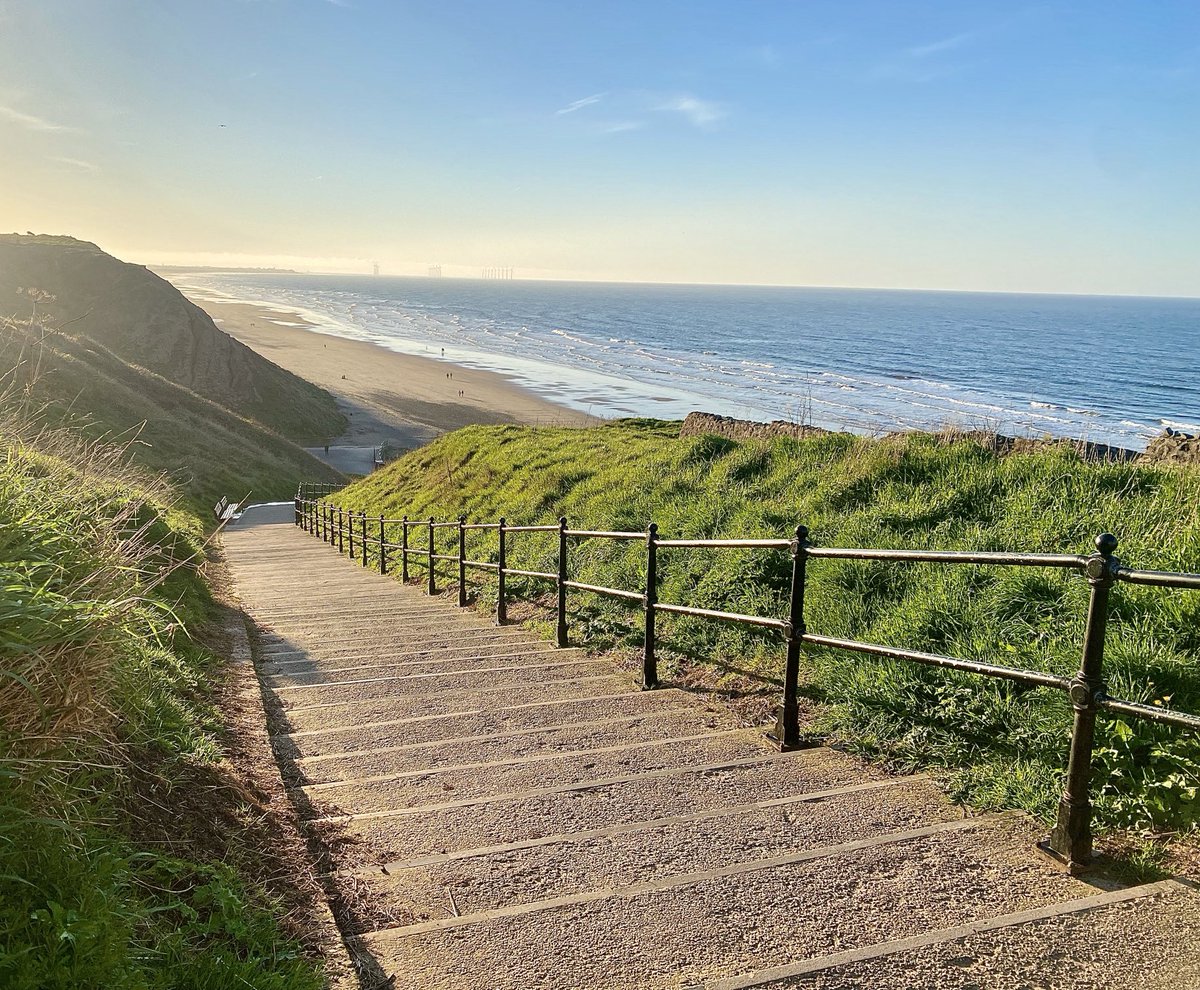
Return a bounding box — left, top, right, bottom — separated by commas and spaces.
0, 234, 344, 442
678, 411, 830, 442
1141, 429, 1200, 466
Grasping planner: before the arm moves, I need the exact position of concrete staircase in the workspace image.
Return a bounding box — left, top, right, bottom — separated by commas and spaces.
223, 504, 1200, 989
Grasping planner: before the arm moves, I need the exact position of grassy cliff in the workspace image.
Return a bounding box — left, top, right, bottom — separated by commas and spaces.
0, 420, 325, 989
0, 316, 342, 510
0, 234, 346, 444
337, 420, 1200, 835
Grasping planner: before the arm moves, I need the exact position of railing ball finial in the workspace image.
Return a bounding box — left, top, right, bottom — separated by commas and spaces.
1095, 532, 1118, 557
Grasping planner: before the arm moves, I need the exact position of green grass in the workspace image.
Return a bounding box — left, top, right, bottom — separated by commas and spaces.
1, 318, 342, 511
337, 420, 1200, 834
0, 423, 324, 988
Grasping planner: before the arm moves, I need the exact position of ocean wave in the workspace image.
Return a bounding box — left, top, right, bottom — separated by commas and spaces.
168, 272, 1197, 450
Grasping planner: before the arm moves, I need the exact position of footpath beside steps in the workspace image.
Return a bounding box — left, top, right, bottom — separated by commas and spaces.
223, 503, 1200, 990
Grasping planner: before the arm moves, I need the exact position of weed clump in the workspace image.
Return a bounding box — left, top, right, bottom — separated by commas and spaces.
0, 406, 323, 987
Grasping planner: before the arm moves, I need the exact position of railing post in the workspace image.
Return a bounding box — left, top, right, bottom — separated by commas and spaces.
556, 516, 569, 647
294, 496, 301, 528
428, 516, 436, 595
1042, 532, 1118, 874
379, 515, 388, 575
361, 512, 368, 568
338, 507, 345, 554
497, 517, 507, 625
401, 515, 409, 581
315, 501, 322, 540
348, 509, 356, 561
458, 516, 468, 607
326, 503, 333, 545
771, 525, 809, 751
643, 522, 659, 689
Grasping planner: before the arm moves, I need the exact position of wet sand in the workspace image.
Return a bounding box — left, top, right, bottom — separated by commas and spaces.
193, 299, 596, 454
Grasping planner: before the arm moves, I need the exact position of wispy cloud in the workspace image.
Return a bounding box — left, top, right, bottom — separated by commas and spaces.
907, 31, 976, 59
599, 120, 645, 134
0, 103, 70, 132
654, 94, 727, 128
52, 156, 98, 172
556, 92, 606, 115
868, 29, 980, 83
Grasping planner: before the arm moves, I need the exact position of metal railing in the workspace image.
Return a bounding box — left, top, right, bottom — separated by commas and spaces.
291, 481, 1200, 873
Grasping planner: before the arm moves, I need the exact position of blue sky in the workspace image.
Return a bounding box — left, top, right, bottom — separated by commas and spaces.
1, 1, 1198, 294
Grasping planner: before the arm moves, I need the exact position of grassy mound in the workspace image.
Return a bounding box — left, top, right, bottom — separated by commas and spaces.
0, 422, 323, 988
337, 420, 1200, 834
0, 317, 341, 511
0, 234, 345, 444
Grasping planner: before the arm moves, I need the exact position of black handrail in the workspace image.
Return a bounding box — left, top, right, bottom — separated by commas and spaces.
291, 490, 1200, 874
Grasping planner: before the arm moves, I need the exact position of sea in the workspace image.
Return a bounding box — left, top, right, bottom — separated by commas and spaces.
172, 273, 1200, 451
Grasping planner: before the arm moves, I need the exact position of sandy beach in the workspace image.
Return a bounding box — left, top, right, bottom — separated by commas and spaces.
192, 297, 594, 470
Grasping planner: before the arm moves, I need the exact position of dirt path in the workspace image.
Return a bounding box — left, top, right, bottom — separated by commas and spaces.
223, 504, 1200, 989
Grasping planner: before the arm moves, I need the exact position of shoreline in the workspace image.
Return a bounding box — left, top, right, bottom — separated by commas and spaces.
164, 273, 1196, 455
189, 296, 597, 459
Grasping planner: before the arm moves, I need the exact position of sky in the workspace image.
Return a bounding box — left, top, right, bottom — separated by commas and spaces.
1, 0, 1198, 295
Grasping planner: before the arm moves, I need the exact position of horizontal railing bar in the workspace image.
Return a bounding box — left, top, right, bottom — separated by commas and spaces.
654, 602, 791, 632
805, 547, 1087, 568
504, 525, 562, 533
504, 567, 557, 580
1116, 568, 1200, 590
801, 633, 1070, 691
1098, 696, 1200, 731
429, 521, 460, 528
465, 560, 500, 571
563, 580, 644, 603
431, 553, 457, 562
656, 538, 792, 549
566, 530, 647, 541
463, 523, 501, 531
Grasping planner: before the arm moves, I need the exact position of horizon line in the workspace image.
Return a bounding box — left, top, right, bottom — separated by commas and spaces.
150, 264, 1200, 303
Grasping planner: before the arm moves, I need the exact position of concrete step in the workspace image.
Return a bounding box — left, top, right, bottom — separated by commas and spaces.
259, 624, 526, 649
298, 728, 770, 816
267, 656, 609, 707
258, 637, 536, 665
343, 775, 958, 932
359, 814, 1093, 989
254, 607, 495, 630
337, 747, 889, 863
717, 880, 1200, 989
273, 672, 635, 733
272, 688, 701, 760
262, 644, 572, 683
292, 708, 720, 785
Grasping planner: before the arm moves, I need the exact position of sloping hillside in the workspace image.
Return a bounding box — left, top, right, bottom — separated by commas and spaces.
337, 421, 1200, 834
0, 234, 345, 443
0, 410, 328, 989
0, 317, 341, 509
